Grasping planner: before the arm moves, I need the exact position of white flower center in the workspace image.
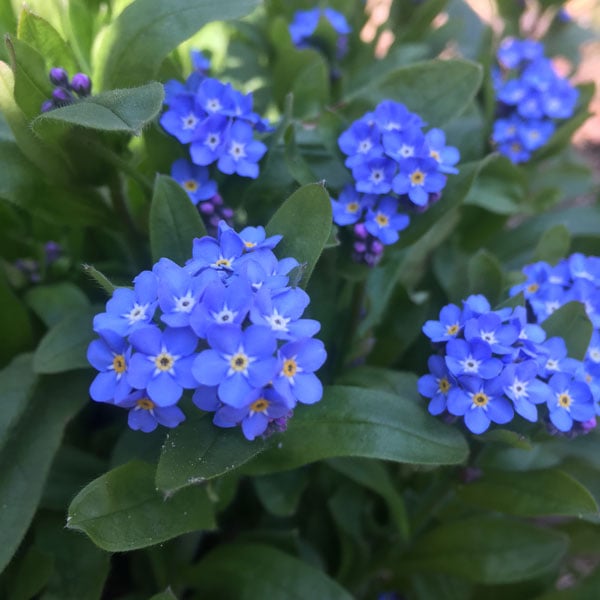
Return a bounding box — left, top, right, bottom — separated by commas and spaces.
124, 303, 149, 325
182, 113, 198, 130
264, 309, 291, 332
174, 291, 195, 313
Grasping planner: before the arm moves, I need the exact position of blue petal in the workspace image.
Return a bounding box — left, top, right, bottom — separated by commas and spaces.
192, 350, 228, 386
147, 372, 182, 406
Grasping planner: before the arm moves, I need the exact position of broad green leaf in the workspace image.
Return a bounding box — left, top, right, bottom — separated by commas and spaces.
403, 516, 568, 584
0, 370, 89, 572
0, 354, 37, 452
288, 53, 330, 119
6, 545, 54, 600
17, 7, 78, 74
149, 174, 207, 265
33, 82, 164, 135
0, 271, 33, 365
149, 590, 178, 600
25, 282, 90, 328
344, 59, 482, 127
244, 386, 469, 475
457, 469, 598, 518
284, 124, 319, 185
68, 460, 216, 552
33, 305, 98, 374
336, 367, 420, 400
189, 542, 353, 599
533, 224, 571, 264
541, 301, 592, 361
94, 0, 261, 90
0, 139, 42, 204
467, 249, 504, 306
265, 182, 332, 288
156, 414, 267, 493
253, 469, 309, 518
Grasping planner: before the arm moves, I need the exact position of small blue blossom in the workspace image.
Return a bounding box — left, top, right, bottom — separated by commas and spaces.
117, 390, 186, 433
501, 360, 550, 422
364, 196, 410, 245
422, 303, 464, 343
445, 338, 503, 380
418, 355, 459, 415
171, 158, 218, 204
216, 119, 267, 179
87, 331, 133, 403
464, 312, 519, 355
353, 157, 396, 194
547, 372, 595, 432
331, 185, 374, 226
392, 157, 446, 207
424, 128, 460, 174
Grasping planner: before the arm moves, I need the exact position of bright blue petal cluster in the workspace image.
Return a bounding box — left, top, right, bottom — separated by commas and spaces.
160, 51, 270, 203
333, 100, 459, 262
88, 222, 327, 440
492, 38, 579, 163
289, 7, 352, 58
418, 294, 597, 434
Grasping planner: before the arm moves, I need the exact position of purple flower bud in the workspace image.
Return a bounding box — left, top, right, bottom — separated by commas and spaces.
354, 223, 368, 239
49, 67, 69, 87
52, 87, 73, 105
199, 202, 215, 215
44, 241, 62, 264
40, 100, 54, 113
70, 73, 92, 96
354, 242, 367, 253
222, 208, 234, 219
211, 193, 223, 206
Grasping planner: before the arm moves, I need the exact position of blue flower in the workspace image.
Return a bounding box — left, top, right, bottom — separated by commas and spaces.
464, 312, 519, 355
127, 325, 198, 406
237, 225, 282, 252
418, 355, 459, 415
424, 128, 460, 174
189, 114, 230, 166
374, 100, 424, 132
392, 157, 446, 206
117, 390, 186, 432
216, 119, 267, 178
445, 338, 503, 379
547, 372, 595, 432
331, 185, 374, 226
497, 38, 543, 69
93, 271, 158, 337
338, 120, 383, 168
447, 375, 514, 434
87, 331, 133, 403
536, 337, 581, 379
289, 9, 321, 45
171, 158, 217, 204
422, 303, 464, 343
501, 360, 550, 422
364, 196, 410, 245
160, 95, 205, 144
185, 228, 245, 276
192, 324, 279, 408
272, 337, 327, 405
382, 126, 426, 162
352, 157, 396, 194
518, 119, 555, 151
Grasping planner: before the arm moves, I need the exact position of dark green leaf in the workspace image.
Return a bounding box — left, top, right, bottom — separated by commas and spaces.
336, 367, 420, 400
7, 545, 54, 600
344, 59, 483, 127
0, 370, 89, 572
95, 0, 261, 90
458, 468, 598, 517
541, 301, 592, 360
149, 174, 207, 265
68, 460, 216, 552
253, 469, 308, 517
284, 124, 319, 185
81, 263, 117, 296
0, 270, 33, 365
33, 305, 98, 374
155, 414, 266, 493
403, 516, 568, 584
33, 82, 164, 135
190, 542, 353, 599
244, 386, 468, 475
533, 224, 571, 264
149, 590, 178, 600
265, 182, 332, 288
25, 282, 90, 328
467, 249, 504, 306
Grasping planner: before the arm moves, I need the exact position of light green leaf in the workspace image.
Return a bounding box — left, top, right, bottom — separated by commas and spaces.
265, 182, 332, 288
94, 0, 261, 90
33, 82, 164, 135
0, 370, 89, 572
25, 282, 90, 328
33, 305, 98, 374
149, 174, 207, 265
344, 59, 483, 127
403, 516, 568, 584
155, 414, 267, 494
68, 461, 216, 552
244, 386, 469, 475
458, 468, 598, 517
541, 301, 593, 361
189, 542, 353, 599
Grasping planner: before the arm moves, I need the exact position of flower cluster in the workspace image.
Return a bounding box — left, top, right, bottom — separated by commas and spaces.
332, 100, 459, 263
510, 252, 600, 402
41, 67, 92, 113
289, 7, 352, 60
492, 38, 579, 163
418, 294, 597, 435
87, 222, 327, 440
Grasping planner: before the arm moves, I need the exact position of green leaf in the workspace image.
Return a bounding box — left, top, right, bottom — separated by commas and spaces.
265, 182, 332, 288
541, 301, 592, 360
0, 270, 33, 365
25, 282, 90, 328
467, 249, 505, 306
33, 82, 164, 135
33, 305, 98, 374
68, 460, 216, 552
189, 542, 353, 599
344, 59, 483, 127
6, 545, 54, 600
17, 7, 79, 74
244, 386, 469, 475
149, 590, 178, 600
0, 370, 89, 572
533, 224, 571, 264
458, 469, 598, 517
149, 174, 207, 265
94, 0, 261, 90
336, 367, 420, 400
253, 469, 308, 517
0, 354, 37, 453
403, 516, 568, 584
155, 414, 267, 494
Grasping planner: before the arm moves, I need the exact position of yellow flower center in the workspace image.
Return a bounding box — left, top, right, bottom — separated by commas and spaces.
410, 170, 425, 185
154, 352, 174, 372
244, 240, 256, 249
112, 354, 126, 373
558, 392, 572, 408
214, 258, 232, 268
136, 398, 155, 411
347, 201, 360, 213
472, 392, 489, 407
511, 142, 522, 153
438, 378, 451, 394
375, 212, 389, 227
526, 283, 539, 294
250, 398, 270, 413
446, 323, 460, 336
283, 358, 298, 378
183, 179, 198, 192
230, 353, 249, 372
429, 149, 440, 162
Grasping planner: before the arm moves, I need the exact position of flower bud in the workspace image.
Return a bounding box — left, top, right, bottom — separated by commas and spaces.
70, 73, 92, 96
49, 67, 69, 87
